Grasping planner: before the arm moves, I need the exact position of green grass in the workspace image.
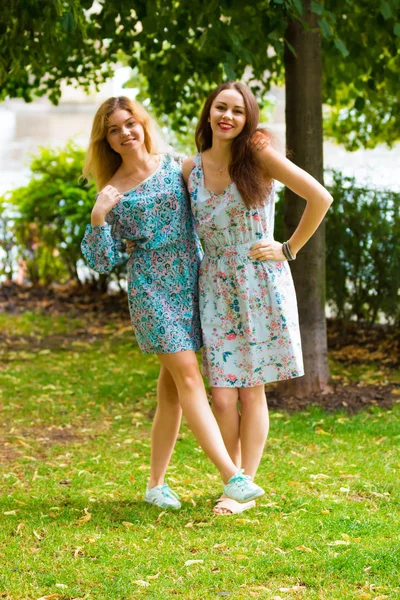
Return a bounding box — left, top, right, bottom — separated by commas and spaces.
0, 314, 399, 600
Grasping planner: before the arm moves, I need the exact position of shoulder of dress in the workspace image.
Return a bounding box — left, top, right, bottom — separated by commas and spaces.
161, 152, 184, 174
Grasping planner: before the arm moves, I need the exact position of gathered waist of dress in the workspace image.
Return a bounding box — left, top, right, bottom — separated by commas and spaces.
204, 237, 273, 258
127, 235, 198, 254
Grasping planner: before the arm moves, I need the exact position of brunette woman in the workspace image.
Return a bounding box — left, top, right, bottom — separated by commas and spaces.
182, 82, 333, 514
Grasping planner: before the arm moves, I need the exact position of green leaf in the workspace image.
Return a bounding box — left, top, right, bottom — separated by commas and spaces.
292, 0, 304, 15
284, 39, 297, 56
394, 22, 400, 36
311, 2, 324, 15
380, 1, 392, 19
61, 11, 75, 32
334, 38, 349, 57
354, 97, 365, 111
223, 61, 236, 80
318, 18, 332, 38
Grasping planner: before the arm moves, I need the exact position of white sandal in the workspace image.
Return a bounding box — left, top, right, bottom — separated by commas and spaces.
213, 495, 256, 516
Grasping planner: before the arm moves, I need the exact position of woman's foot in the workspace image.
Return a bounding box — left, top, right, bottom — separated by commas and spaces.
144, 483, 181, 509
223, 469, 264, 503
213, 495, 256, 515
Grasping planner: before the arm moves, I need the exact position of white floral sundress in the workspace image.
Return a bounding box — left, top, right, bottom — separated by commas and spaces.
188, 153, 304, 388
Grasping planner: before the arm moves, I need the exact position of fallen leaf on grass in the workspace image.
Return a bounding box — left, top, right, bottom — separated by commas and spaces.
327, 540, 350, 546
296, 545, 313, 552
16, 523, 25, 534
74, 547, 83, 558
76, 508, 91, 524
315, 428, 332, 436
279, 586, 306, 592
129, 474, 135, 483
155, 511, 166, 524
310, 473, 330, 480
122, 521, 134, 528
133, 580, 150, 587
16, 439, 33, 448
147, 573, 160, 580
4, 510, 18, 515
36, 595, 60, 600
185, 559, 204, 566
33, 530, 44, 540
274, 548, 287, 555
375, 437, 387, 445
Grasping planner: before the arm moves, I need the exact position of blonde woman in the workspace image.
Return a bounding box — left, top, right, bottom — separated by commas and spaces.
81, 96, 265, 510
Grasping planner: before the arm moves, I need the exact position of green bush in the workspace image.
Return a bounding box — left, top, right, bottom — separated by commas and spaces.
1, 142, 127, 290
0, 201, 17, 281
1, 142, 94, 285
326, 171, 400, 325
275, 172, 400, 325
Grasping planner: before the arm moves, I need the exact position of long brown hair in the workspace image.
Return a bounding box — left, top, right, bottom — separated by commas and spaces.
195, 82, 272, 208
83, 96, 157, 190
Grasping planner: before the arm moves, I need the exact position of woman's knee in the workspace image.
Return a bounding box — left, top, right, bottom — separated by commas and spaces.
159, 354, 203, 390
212, 389, 238, 413
178, 364, 203, 390
239, 386, 267, 408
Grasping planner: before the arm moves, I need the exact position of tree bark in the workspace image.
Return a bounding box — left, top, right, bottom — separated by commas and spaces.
280, 0, 330, 396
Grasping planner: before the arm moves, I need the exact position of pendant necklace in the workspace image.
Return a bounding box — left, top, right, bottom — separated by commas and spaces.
217, 164, 229, 176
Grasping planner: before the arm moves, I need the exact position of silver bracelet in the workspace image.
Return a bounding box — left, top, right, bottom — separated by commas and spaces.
282, 241, 296, 261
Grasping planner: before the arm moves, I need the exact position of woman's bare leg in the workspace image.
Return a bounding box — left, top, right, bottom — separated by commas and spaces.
211, 387, 241, 468
239, 385, 269, 479
158, 351, 238, 484
148, 366, 182, 489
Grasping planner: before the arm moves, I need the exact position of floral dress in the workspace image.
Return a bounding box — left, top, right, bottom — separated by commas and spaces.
81, 153, 202, 354
188, 153, 304, 387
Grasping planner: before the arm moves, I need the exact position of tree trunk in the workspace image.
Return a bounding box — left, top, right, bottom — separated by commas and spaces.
280, 0, 330, 396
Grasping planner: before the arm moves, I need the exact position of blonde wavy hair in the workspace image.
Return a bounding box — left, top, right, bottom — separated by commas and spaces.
83, 96, 158, 190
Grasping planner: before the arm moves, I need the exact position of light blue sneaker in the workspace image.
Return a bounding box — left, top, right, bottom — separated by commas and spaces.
144, 483, 181, 510
223, 469, 265, 503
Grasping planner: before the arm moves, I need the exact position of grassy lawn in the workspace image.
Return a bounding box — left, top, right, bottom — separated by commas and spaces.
0, 313, 399, 600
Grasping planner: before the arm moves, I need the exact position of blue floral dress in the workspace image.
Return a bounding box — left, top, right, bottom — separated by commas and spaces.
81, 153, 202, 354
188, 153, 304, 387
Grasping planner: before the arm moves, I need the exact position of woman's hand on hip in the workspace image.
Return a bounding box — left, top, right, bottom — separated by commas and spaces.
91, 185, 123, 225
249, 240, 286, 262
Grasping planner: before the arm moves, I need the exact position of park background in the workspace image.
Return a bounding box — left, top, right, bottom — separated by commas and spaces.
0, 1, 399, 599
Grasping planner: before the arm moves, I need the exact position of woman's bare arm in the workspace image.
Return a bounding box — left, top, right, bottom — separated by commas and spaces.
249, 145, 333, 261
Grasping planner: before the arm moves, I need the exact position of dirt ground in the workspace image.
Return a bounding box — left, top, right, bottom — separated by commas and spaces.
1, 281, 399, 413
